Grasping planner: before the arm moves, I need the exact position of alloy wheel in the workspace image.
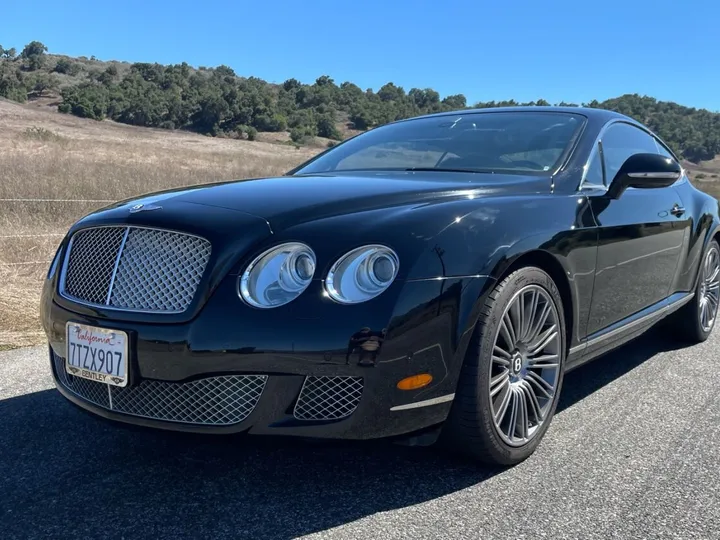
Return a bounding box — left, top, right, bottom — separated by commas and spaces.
489, 285, 562, 447
700, 246, 720, 332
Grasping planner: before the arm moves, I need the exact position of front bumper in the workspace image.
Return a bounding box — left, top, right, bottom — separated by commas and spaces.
43, 276, 491, 440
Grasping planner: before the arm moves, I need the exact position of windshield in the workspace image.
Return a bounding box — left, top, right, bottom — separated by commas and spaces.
292, 111, 585, 176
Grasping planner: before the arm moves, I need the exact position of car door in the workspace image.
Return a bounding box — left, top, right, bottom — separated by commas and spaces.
584, 121, 687, 336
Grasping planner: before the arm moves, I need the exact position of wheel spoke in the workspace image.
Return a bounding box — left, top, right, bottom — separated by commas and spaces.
503, 312, 517, 349
494, 385, 512, 424
526, 371, 554, 399
523, 289, 539, 343
492, 355, 511, 367
507, 389, 519, 441
527, 301, 551, 343
521, 380, 543, 423
493, 344, 512, 360
499, 317, 516, 350
510, 293, 524, 344
516, 391, 529, 440
490, 370, 510, 397
527, 354, 559, 368
706, 266, 719, 285
528, 324, 558, 356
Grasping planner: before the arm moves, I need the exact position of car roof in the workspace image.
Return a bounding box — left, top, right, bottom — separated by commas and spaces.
408, 106, 635, 124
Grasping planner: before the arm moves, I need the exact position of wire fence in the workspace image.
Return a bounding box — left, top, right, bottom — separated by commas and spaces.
0, 198, 115, 203
0, 234, 64, 238
1, 198, 112, 266
0, 261, 49, 266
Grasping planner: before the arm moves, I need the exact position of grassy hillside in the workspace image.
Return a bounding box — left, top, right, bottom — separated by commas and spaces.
0, 98, 318, 349
3, 41, 720, 163
1, 40, 719, 349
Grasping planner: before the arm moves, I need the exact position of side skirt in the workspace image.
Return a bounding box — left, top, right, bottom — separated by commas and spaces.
566, 292, 695, 372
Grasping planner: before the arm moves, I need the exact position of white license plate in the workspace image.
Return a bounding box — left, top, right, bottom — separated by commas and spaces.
66, 322, 129, 387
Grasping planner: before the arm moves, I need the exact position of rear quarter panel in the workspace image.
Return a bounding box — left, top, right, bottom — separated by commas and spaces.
673, 179, 720, 292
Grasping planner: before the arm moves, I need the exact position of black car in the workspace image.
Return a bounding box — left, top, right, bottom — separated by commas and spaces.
41, 107, 720, 465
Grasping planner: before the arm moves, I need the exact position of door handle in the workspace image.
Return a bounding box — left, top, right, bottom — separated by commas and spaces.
671, 204, 686, 217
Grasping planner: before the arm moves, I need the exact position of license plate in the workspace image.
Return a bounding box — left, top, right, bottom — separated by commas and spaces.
66, 322, 129, 387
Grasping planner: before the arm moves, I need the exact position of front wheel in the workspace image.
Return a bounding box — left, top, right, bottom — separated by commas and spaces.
442, 267, 566, 466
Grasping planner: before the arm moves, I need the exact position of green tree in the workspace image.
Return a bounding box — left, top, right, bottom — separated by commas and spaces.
441, 94, 467, 110
316, 114, 341, 139
28, 73, 59, 97
53, 58, 81, 76
0, 63, 27, 102
20, 40, 48, 70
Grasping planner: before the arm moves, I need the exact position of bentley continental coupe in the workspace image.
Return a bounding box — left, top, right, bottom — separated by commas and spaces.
41, 107, 720, 465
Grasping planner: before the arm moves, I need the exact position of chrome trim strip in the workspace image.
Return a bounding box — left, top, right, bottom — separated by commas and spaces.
577, 119, 682, 192
57, 235, 75, 299
105, 227, 130, 305
406, 274, 490, 283
627, 172, 680, 179
390, 393, 455, 411
583, 292, 694, 349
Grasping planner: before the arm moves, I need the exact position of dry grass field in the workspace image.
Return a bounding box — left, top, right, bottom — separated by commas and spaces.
2, 98, 719, 350
0, 98, 318, 349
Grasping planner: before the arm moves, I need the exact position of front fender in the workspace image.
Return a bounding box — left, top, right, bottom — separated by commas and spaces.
407, 194, 599, 344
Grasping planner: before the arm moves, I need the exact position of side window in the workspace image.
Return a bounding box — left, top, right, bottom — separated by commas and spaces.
654, 139, 676, 160
583, 144, 604, 187
600, 123, 658, 183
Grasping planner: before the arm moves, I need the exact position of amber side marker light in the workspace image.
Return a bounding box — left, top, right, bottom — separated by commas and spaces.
397, 373, 433, 391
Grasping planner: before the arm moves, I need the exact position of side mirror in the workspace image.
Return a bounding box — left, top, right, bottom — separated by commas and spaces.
607, 153, 681, 199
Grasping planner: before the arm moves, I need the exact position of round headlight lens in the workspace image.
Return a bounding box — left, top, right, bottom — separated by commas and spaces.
239, 243, 316, 308
325, 245, 399, 304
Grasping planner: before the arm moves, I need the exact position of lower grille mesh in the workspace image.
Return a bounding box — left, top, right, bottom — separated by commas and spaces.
52, 352, 266, 425
293, 376, 363, 421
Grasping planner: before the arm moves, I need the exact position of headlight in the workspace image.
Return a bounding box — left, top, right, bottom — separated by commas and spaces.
325, 245, 399, 304
239, 242, 316, 308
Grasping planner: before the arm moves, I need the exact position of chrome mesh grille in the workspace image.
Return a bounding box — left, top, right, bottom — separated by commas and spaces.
293, 376, 363, 421
60, 226, 211, 313
62, 227, 126, 305
53, 352, 266, 425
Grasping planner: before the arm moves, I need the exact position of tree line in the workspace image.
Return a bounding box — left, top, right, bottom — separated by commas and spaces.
2, 40, 720, 162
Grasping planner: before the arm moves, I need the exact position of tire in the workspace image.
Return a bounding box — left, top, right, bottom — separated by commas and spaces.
442, 266, 566, 466
667, 240, 720, 343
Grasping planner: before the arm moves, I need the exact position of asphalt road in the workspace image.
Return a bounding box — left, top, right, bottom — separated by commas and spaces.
1, 328, 719, 540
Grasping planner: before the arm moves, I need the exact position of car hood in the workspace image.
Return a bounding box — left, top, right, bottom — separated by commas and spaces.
110, 171, 551, 231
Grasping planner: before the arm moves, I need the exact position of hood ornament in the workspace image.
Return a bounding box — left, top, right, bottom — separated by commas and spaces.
129, 203, 163, 213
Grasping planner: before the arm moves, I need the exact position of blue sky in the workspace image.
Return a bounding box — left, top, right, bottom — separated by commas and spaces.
2, 0, 719, 110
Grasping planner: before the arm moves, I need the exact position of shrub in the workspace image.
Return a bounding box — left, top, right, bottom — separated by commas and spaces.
53, 59, 81, 76
254, 113, 287, 132
290, 127, 309, 144
316, 114, 341, 140
23, 126, 64, 143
